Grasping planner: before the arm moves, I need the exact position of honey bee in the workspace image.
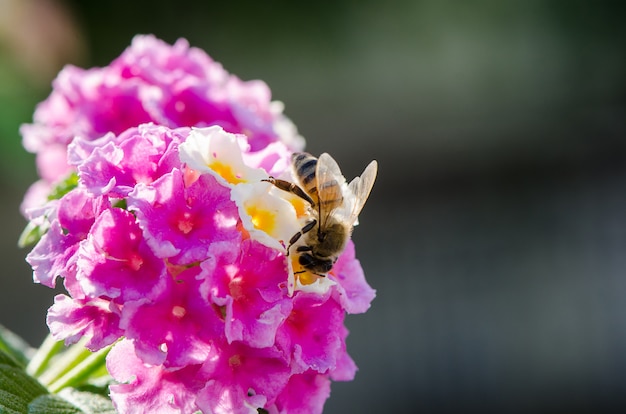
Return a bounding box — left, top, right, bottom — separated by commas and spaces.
265, 152, 377, 276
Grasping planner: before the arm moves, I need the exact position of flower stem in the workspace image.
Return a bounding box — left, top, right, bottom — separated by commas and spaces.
26, 334, 65, 377
47, 345, 111, 393
37, 338, 93, 387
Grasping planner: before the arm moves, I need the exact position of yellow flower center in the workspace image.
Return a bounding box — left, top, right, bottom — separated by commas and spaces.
290, 196, 309, 218
246, 205, 276, 234
210, 161, 245, 184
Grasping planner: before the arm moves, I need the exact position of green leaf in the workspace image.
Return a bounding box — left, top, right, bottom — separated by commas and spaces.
0, 349, 49, 414
0, 324, 34, 368
47, 173, 79, 202
0, 352, 19, 369
28, 388, 116, 414
28, 395, 82, 414
73, 379, 114, 399
18, 172, 79, 248
57, 388, 115, 414
17, 220, 47, 249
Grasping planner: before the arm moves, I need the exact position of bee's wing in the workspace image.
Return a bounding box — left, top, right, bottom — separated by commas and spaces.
342, 160, 378, 225
315, 153, 347, 228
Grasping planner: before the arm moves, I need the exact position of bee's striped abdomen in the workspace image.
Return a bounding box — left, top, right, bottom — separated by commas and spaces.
292, 152, 319, 203
292, 152, 343, 211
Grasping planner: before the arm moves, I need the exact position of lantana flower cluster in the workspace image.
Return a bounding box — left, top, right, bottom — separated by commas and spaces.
21, 36, 375, 414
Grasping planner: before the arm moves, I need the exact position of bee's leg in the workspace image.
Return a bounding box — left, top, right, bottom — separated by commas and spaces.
263, 177, 314, 205
285, 220, 317, 256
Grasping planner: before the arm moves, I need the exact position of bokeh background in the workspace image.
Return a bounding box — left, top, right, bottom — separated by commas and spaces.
1, 0, 626, 412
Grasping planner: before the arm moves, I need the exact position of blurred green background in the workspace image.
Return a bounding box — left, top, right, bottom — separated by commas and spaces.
1, 0, 625, 412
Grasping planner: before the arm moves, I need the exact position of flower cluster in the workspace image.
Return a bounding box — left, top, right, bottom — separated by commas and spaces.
21, 35, 375, 414
20, 34, 304, 214
26, 124, 374, 413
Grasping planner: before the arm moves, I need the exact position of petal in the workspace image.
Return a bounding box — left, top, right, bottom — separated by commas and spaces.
196, 341, 290, 414
268, 370, 331, 414
120, 267, 221, 368
208, 240, 291, 348
76, 208, 166, 301
330, 240, 376, 314
275, 292, 345, 374
128, 168, 240, 265
47, 294, 122, 351
107, 339, 202, 414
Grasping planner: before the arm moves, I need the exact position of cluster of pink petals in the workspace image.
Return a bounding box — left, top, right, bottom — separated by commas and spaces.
25, 122, 375, 413
22, 35, 375, 413
20, 34, 304, 214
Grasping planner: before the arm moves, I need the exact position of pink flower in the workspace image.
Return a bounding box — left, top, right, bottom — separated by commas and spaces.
120, 266, 221, 368
127, 168, 240, 264
27, 219, 78, 288
70, 124, 184, 198
275, 292, 346, 374
330, 240, 377, 314
75, 208, 166, 302
207, 239, 292, 348
25, 122, 376, 413
47, 295, 123, 351
20, 35, 303, 213
108, 339, 203, 414
27, 188, 110, 289
268, 370, 331, 414
195, 341, 291, 414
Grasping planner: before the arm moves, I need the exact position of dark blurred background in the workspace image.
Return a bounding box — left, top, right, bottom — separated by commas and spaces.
1, 0, 626, 413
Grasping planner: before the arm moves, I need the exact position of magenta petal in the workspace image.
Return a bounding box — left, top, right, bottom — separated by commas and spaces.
275, 292, 345, 374
330, 240, 376, 314
76, 124, 184, 198
76, 208, 166, 301
120, 267, 221, 368
47, 294, 122, 351
27, 220, 79, 288
57, 188, 111, 238
108, 339, 203, 414
196, 341, 291, 414
209, 239, 291, 348
128, 168, 240, 264
329, 325, 358, 382
20, 179, 54, 216
269, 370, 331, 414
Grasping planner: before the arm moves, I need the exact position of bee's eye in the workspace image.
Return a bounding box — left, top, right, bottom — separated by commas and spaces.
299, 253, 314, 266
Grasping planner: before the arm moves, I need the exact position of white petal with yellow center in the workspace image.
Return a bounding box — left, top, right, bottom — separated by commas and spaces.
179, 126, 267, 186
231, 182, 302, 251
